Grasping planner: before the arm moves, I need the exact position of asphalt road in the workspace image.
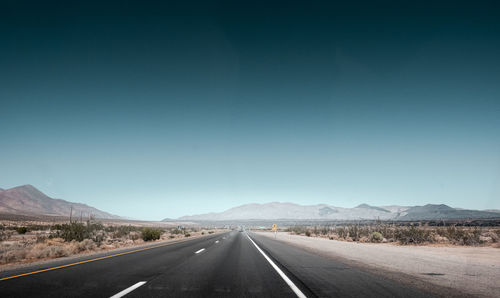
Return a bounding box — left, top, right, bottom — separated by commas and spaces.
0, 230, 436, 297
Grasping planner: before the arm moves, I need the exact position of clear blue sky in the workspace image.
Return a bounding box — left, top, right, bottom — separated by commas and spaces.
1, 1, 499, 220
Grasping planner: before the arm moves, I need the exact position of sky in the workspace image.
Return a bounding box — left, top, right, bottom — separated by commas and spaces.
1, 1, 499, 220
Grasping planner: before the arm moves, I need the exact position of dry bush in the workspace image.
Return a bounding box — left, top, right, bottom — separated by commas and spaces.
141, 228, 163, 241
484, 231, 498, 243
129, 231, 140, 241
26, 243, 69, 259
437, 226, 482, 246
68, 239, 96, 254
370, 232, 384, 243
1, 249, 28, 264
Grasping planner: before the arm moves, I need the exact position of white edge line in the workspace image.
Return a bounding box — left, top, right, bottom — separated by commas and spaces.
195, 248, 206, 254
246, 234, 307, 298
110, 281, 146, 298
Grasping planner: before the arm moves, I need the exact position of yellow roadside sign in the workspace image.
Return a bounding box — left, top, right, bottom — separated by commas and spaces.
272, 224, 277, 231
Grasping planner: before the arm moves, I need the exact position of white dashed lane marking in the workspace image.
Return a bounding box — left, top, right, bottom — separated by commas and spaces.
110, 281, 146, 298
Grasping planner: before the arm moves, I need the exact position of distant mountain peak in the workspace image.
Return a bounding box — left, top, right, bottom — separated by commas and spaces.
412, 204, 454, 212
0, 184, 121, 219
424, 204, 453, 210
355, 203, 390, 213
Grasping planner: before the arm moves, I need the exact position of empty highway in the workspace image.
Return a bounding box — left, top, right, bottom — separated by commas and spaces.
0, 230, 437, 297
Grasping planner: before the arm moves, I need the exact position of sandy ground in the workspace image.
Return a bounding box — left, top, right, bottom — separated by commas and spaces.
256, 231, 500, 298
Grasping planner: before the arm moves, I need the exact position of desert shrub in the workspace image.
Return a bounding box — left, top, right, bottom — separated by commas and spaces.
484, 231, 499, 243
53, 222, 105, 243
27, 243, 69, 259
169, 235, 175, 239
16, 227, 28, 234
394, 226, 431, 244
1, 249, 28, 263
451, 227, 481, 245
462, 228, 481, 245
305, 230, 311, 237
208, 231, 214, 234
93, 231, 105, 246
440, 226, 481, 245
201, 232, 205, 235
370, 232, 384, 243
43, 245, 68, 258
66, 239, 97, 254
57, 223, 89, 242
357, 227, 371, 238
348, 225, 359, 241
142, 228, 162, 241
25, 224, 50, 232
36, 236, 48, 243
77, 239, 96, 252
89, 222, 104, 233
336, 227, 348, 239
0, 231, 9, 241
129, 231, 140, 241
185, 233, 191, 237
171, 228, 183, 235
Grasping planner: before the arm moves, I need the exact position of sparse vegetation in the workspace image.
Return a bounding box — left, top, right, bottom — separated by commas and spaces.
0, 220, 222, 266
16, 226, 28, 234
141, 228, 163, 241
171, 228, 183, 235
286, 222, 500, 246
370, 232, 383, 243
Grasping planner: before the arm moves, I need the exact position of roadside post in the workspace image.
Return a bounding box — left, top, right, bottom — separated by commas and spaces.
272, 224, 278, 239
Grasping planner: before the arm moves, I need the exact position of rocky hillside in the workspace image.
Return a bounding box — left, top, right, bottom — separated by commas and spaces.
0, 185, 121, 219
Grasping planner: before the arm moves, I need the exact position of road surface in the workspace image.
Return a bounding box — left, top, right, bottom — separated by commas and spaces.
0, 230, 435, 297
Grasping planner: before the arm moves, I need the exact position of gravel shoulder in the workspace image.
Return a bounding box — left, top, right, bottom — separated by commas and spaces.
256, 231, 500, 298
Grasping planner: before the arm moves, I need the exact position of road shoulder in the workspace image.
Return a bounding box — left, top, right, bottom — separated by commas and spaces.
255, 231, 499, 297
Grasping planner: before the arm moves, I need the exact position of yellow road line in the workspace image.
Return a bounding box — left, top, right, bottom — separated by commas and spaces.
0, 237, 194, 282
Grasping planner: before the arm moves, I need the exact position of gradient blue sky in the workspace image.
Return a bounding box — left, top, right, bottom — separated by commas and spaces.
1, 1, 499, 220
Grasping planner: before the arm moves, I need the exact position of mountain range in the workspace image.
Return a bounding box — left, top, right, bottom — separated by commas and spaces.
175, 202, 500, 221
0, 185, 120, 219
2, 185, 498, 222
